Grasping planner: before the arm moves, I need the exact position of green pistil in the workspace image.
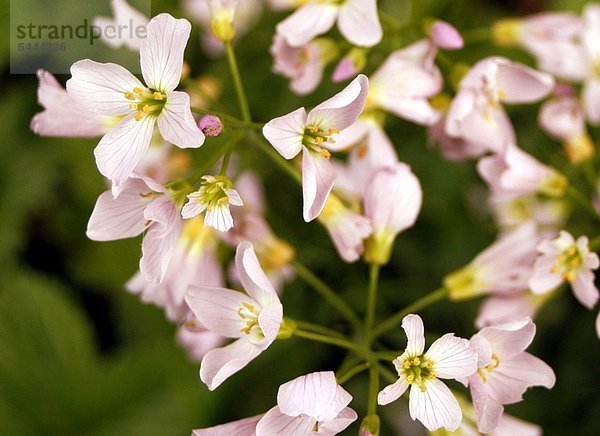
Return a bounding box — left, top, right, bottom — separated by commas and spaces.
400, 355, 436, 392
197, 175, 233, 210
302, 124, 338, 157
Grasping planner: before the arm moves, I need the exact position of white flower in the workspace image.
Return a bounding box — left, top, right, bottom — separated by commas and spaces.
377, 314, 478, 432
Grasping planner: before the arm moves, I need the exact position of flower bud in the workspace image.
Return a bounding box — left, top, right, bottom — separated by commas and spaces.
208, 0, 239, 42
429, 20, 464, 50
198, 114, 223, 137
492, 18, 523, 46
363, 163, 422, 265
332, 48, 367, 83
359, 414, 380, 436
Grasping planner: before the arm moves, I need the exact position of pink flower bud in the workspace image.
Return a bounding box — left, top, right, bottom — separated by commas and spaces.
332, 48, 366, 83
198, 114, 223, 136
430, 20, 464, 50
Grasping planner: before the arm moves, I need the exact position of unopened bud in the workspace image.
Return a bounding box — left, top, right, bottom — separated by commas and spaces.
332, 48, 367, 83
492, 18, 523, 47
359, 414, 380, 436
429, 20, 464, 50
208, 0, 239, 42
198, 114, 223, 137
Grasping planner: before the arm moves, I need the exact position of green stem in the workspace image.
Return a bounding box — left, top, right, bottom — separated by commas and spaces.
219, 132, 243, 176
337, 362, 370, 385
367, 364, 380, 415
292, 261, 361, 328
364, 264, 380, 344
566, 186, 599, 221
378, 363, 397, 384
225, 41, 252, 123
251, 133, 303, 185
292, 319, 346, 339
372, 288, 448, 339
293, 329, 368, 358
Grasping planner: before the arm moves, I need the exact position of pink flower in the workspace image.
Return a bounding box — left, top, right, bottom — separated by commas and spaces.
185, 242, 283, 390
466, 318, 555, 433
378, 314, 478, 432
368, 40, 442, 125
270, 34, 326, 95
177, 314, 227, 363
446, 57, 554, 153
256, 371, 357, 435
317, 194, 372, 263
93, 0, 149, 51
31, 70, 114, 138
182, 175, 244, 232
87, 176, 182, 283
276, 0, 382, 48
430, 20, 464, 50
67, 14, 205, 186
477, 143, 567, 200
539, 96, 594, 163
263, 74, 368, 222
363, 163, 422, 265
529, 231, 600, 309
444, 223, 540, 300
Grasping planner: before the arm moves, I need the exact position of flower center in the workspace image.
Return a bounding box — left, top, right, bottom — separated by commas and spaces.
237, 302, 261, 336
477, 352, 500, 382
195, 175, 233, 211
124, 87, 166, 121
302, 124, 339, 159
399, 355, 436, 392
551, 245, 584, 282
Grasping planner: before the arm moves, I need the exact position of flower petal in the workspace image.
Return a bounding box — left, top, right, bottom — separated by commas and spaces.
476, 318, 536, 358
86, 178, 151, 240
256, 406, 316, 436
276, 4, 338, 47
192, 415, 262, 436
583, 78, 600, 125
495, 61, 555, 104
377, 376, 409, 406
185, 286, 255, 338
141, 13, 191, 93
235, 241, 279, 303
140, 195, 182, 282
301, 148, 336, 222
571, 268, 600, 309
262, 107, 307, 159
337, 0, 382, 47
205, 204, 235, 232
67, 60, 144, 115
408, 379, 462, 432
157, 91, 205, 148
257, 302, 283, 346
317, 407, 358, 435
425, 333, 478, 379
94, 112, 156, 185
469, 374, 505, 433
402, 314, 426, 356
200, 338, 262, 390
307, 74, 369, 131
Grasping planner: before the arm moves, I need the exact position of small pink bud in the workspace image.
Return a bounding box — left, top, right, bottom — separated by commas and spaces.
430, 20, 464, 50
198, 114, 223, 137
332, 48, 366, 83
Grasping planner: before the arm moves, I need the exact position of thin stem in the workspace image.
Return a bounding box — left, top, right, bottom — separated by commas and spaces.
251, 133, 303, 185
364, 264, 380, 344
337, 362, 370, 385
367, 364, 380, 415
293, 319, 346, 339
372, 288, 448, 339
566, 186, 600, 221
219, 132, 242, 176
293, 329, 369, 358
292, 261, 361, 328
225, 41, 252, 123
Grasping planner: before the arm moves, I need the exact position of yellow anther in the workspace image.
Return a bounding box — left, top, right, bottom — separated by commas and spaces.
413, 357, 421, 365
153, 91, 165, 100
130, 103, 138, 110
357, 144, 368, 159
134, 112, 143, 121
566, 247, 577, 256
497, 89, 506, 100
242, 302, 255, 312
125, 91, 135, 100
489, 353, 500, 370
477, 368, 488, 383
403, 360, 411, 369
134, 87, 144, 95
139, 192, 153, 198
328, 128, 340, 135
307, 125, 319, 133
142, 104, 151, 113
315, 136, 324, 146
319, 149, 331, 159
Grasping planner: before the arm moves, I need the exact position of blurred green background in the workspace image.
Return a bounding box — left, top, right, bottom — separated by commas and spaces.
1, 0, 599, 434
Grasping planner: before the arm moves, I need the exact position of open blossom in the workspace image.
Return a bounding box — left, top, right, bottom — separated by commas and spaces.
276, 0, 382, 48
31, 70, 115, 138
185, 242, 283, 390
182, 175, 243, 232
363, 163, 422, 265
270, 34, 335, 95
444, 223, 540, 300
477, 143, 567, 200
378, 314, 478, 432
256, 371, 357, 435
67, 13, 205, 187
263, 74, 368, 222
446, 57, 554, 153
529, 231, 600, 309
465, 319, 555, 433
539, 95, 595, 163
93, 0, 149, 51
367, 40, 442, 125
